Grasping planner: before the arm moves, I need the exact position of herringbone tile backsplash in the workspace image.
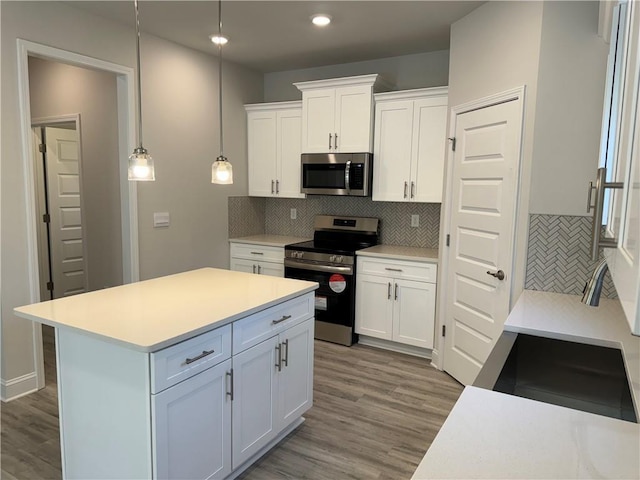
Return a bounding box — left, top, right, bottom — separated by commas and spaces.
229, 199, 617, 299
229, 196, 440, 248
525, 214, 617, 298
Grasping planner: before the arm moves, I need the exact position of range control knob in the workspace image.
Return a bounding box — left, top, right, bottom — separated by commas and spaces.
336, 255, 344, 263
297, 251, 304, 259
329, 255, 336, 262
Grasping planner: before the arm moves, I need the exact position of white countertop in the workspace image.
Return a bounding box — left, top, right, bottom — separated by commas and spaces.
356, 245, 439, 263
504, 290, 640, 413
14, 268, 317, 352
228, 234, 310, 247
413, 290, 640, 479
412, 386, 640, 480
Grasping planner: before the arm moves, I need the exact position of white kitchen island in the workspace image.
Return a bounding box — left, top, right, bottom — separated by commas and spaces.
14, 268, 318, 480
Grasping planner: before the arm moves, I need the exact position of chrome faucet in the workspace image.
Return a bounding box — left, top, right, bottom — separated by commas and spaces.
581, 258, 609, 306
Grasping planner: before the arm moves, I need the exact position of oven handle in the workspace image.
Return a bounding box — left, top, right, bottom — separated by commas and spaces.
284, 258, 353, 275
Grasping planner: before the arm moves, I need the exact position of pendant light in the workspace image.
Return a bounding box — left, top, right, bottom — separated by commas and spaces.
211, 0, 233, 184
128, 0, 155, 181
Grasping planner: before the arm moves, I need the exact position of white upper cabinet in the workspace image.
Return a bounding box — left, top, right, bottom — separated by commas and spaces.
597, 1, 640, 335
246, 102, 304, 198
295, 75, 387, 153
372, 87, 448, 203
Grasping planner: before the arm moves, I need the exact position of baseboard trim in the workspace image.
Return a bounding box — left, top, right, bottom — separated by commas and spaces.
357, 335, 432, 359
1, 372, 39, 402
431, 348, 441, 370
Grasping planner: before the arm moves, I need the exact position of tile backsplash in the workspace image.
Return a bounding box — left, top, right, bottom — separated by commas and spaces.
229, 196, 441, 248
525, 214, 617, 298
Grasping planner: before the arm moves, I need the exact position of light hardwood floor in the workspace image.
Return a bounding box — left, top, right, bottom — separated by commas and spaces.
1, 327, 463, 480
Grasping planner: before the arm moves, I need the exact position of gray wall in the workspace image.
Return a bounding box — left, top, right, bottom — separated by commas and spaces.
1, 1, 262, 397
264, 50, 450, 102
28, 56, 124, 292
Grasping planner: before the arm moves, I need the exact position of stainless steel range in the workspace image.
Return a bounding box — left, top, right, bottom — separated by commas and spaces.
284, 215, 379, 346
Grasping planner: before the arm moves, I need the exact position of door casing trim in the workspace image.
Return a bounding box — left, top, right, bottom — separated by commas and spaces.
16, 39, 139, 396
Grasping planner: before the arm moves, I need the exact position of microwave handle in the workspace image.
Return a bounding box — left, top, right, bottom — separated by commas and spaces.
345, 160, 351, 195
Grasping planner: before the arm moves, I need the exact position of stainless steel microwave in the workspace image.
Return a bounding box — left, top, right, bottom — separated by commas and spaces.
301, 153, 373, 196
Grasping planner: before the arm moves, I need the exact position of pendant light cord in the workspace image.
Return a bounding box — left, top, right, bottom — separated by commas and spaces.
218, 0, 224, 159
134, 0, 144, 150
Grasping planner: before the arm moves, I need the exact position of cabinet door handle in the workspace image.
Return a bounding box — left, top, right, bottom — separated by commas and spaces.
387, 282, 392, 299
411, 181, 415, 199
275, 343, 282, 372
271, 179, 275, 194
282, 339, 289, 367
276, 180, 280, 194
334, 132, 338, 150
252, 264, 256, 274
404, 181, 408, 199
226, 369, 234, 401
257, 264, 261, 274
185, 349, 215, 365
394, 283, 398, 300
385, 268, 403, 272
271, 314, 292, 325
329, 133, 332, 150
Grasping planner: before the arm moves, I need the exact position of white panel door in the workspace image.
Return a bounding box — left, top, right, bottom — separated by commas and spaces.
393, 279, 436, 349
301, 89, 335, 153
372, 100, 414, 202
277, 318, 314, 430
232, 336, 279, 469
334, 85, 373, 152
276, 109, 304, 198
443, 99, 522, 386
45, 126, 86, 298
412, 98, 448, 203
247, 110, 277, 197
152, 359, 232, 480
355, 274, 393, 340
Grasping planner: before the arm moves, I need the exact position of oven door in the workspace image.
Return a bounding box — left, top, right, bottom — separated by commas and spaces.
284, 259, 356, 345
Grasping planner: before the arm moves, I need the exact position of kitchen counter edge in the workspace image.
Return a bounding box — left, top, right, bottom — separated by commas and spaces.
356, 245, 439, 263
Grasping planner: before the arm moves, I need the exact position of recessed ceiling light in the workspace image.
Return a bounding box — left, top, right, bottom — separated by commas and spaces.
311, 14, 332, 27
209, 34, 229, 45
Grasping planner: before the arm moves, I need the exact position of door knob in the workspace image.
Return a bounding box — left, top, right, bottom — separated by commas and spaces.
486, 270, 505, 281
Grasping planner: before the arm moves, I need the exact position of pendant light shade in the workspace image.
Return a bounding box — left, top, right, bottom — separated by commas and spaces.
212, 0, 233, 184
128, 0, 155, 182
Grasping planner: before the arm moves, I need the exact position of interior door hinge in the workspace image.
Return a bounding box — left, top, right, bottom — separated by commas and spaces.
448, 137, 456, 152
442, 325, 446, 337
46, 281, 54, 291
43, 213, 51, 223
39, 143, 46, 153
446, 234, 450, 247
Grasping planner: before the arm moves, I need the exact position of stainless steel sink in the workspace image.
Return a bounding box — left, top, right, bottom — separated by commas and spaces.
475, 333, 637, 422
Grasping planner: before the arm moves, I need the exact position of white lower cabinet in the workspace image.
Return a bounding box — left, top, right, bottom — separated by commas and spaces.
229, 243, 285, 278
152, 359, 232, 480
355, 257, 437, 349
232, 318, 314, 469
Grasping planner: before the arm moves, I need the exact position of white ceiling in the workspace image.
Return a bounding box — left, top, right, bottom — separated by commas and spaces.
68, 1, 483, 73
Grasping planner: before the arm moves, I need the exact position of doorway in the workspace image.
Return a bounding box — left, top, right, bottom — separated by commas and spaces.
17, 40, 140, 392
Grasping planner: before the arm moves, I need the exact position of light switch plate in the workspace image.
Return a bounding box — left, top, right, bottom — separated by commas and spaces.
154, 212, 170, 228
290, 208, 297, 220
411, 214, 420, 228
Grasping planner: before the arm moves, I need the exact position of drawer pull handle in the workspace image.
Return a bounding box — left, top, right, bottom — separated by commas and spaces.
250, 251, 264, 255
271, 314, 292, 325
185, 349, 215, 365
385, 268, 403, 272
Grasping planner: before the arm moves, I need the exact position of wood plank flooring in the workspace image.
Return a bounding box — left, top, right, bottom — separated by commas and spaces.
1, 329, 463, 479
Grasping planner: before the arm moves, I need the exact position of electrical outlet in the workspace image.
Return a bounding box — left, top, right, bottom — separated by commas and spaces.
290, 208, 297, 220
411, 214, 420, 228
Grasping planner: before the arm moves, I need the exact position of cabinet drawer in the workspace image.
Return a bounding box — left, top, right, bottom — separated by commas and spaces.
357, 257, 437, 282
230, 243, 284, 263
233, 293, 314, 353
151, 324, 231, 394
